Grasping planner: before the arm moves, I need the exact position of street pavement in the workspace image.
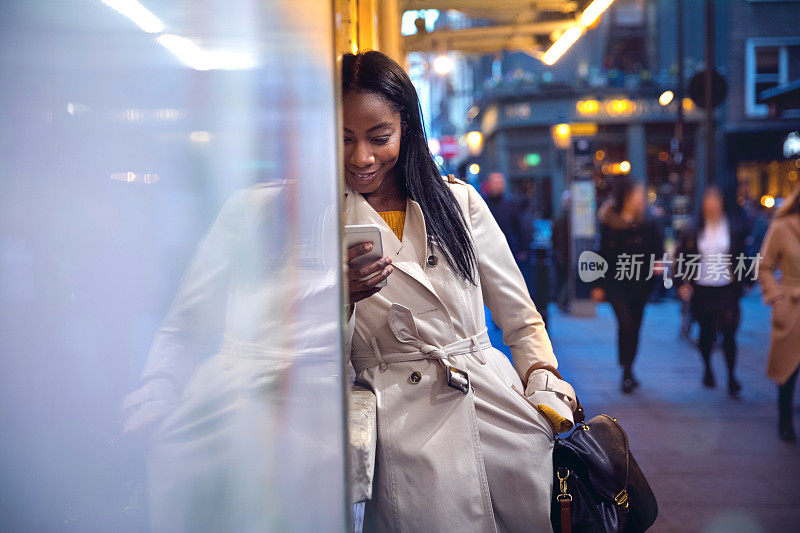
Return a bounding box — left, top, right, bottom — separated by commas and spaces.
490, 289, 800, 532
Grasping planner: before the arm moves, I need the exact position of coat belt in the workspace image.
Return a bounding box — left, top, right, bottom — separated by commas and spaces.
350, 328, 492, 374
220, 335, 337, 363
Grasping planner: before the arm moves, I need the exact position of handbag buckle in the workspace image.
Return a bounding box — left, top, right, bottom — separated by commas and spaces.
614, 489, 630, 511
445, 364, 470, 394
557, 467, 571, 499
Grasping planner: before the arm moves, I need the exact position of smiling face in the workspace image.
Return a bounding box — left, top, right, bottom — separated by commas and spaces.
342, 90, 402, 195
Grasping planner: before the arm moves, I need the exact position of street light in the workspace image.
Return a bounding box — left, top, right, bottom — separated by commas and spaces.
543, 27, 582, 65
659, 90, 674, 106
469, 163, 480, 175
581, 0, 615, 27
577, 99, 600, 115
552, 123, 571, 149
433, 54, 453, 75
466, 131, 482, 154
607, 99, 635, 116
543, 0, 616, 65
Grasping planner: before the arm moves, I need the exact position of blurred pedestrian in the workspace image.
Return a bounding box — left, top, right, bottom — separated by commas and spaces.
675, 187, 749, 398
552, 190, 571, 313
483, 171, 531, 264
483, 171, 538, 334
591, 176, 663, 394
759, 185, 800, 442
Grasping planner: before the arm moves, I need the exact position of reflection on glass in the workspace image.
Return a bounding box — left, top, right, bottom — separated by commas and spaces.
0, 0, 346, 530
124, 182, 342, 530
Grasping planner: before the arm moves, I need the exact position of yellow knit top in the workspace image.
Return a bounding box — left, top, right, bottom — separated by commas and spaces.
378, 210, 406, 241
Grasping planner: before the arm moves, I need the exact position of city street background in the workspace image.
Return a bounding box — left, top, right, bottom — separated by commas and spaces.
489, 291, 800, 532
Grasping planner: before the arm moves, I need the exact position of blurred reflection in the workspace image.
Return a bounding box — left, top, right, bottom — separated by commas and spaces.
0, 0, 345, 530
123, 182, 342, 531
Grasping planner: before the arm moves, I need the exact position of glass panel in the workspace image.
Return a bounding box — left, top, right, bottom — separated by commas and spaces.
788, 45, 800, 80
0, 1, 346, 531
755, 81, 779, 103
755, 46, 780, 75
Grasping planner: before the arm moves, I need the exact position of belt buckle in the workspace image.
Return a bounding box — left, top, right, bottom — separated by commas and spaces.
445, 364, 470, 394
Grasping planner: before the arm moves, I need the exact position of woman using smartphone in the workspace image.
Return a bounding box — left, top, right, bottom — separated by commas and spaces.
341, 51, 578, 531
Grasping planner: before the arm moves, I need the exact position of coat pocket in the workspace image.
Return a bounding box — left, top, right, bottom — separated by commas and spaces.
511, 384, 557, 440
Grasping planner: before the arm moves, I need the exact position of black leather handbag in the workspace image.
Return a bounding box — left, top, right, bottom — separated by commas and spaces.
526, 364, 658, 533
551, 413, 658, 533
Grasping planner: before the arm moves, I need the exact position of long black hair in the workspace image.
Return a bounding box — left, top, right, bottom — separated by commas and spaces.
341, 51, 477, 283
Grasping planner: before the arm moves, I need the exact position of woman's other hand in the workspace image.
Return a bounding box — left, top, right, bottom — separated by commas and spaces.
348, 242, 393, 305
590, 287, 605, 303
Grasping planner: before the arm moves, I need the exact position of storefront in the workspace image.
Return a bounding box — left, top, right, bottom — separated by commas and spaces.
728, 128, 800, 207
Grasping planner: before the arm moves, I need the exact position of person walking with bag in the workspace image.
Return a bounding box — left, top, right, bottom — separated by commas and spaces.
759, 185, 800, 442
341, 50, 579, 531
591, 176, 663, 394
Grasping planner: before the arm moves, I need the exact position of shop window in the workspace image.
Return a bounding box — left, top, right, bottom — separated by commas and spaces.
745, 38, 800, 117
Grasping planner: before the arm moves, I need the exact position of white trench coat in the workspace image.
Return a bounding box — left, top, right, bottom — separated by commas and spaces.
345, 176, 577, 532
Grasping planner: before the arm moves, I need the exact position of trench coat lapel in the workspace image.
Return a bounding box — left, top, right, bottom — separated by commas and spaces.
344, 185, 442, 303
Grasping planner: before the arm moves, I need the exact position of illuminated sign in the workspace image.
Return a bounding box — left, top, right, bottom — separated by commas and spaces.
524, 153, 542, 167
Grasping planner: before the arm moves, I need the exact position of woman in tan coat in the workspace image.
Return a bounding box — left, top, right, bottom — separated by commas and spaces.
759, 185, 800, 442
342, 51, 578, 531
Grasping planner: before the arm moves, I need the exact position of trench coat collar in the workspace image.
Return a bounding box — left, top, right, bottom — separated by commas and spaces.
344, 183, 441, 302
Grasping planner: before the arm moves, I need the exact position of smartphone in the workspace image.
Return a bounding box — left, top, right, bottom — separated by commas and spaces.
345, 224, 387, 288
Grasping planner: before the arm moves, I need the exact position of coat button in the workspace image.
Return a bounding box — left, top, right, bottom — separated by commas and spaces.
427, 255, 438, 267
409, 371, 422, 384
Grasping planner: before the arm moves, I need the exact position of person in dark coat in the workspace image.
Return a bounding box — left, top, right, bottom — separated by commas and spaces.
552, 191, 571, 313
591, 176, 664, 393
483, 171, 531, 263
675, 186, 752, 398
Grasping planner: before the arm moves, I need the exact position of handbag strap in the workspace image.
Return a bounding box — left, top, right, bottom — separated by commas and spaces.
526, 363, 585, 424
560, 498, 572, 533
557, 467, 573, 533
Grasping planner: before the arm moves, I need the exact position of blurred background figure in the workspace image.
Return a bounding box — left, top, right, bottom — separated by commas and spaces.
552, 190, 571, 314
591, 176, 663, 394
675, 187, 750, 398
483, 171, 532, 265
759, 185, 800, 442
483, 170, 536, 348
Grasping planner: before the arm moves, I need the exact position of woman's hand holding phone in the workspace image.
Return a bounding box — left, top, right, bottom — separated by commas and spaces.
347, 242, 392, 305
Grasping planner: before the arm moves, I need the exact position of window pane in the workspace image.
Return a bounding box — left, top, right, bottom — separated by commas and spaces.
788, 45, 800, 80
755, 81, 779, 103
756, 46, 780, 75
